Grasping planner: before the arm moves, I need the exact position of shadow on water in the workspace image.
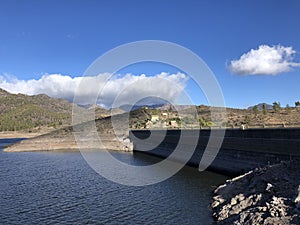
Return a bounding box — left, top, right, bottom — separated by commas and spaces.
0, 138, 26, 150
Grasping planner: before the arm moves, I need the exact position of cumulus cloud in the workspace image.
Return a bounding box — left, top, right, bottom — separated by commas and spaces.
229, 45, 300, 75
0, 72, 188, 108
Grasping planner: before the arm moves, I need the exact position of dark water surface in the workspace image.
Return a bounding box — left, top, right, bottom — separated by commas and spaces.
0, 138, 227, 224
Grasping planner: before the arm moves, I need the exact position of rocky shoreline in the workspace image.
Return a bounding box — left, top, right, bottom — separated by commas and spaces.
0, 128, 57, 138
3, 123, 133, 152
3, 136, 133, 152
3, 111, 142, 152
212, 160, 300, 224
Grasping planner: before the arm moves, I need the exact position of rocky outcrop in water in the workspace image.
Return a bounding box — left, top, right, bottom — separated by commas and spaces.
212, 160, 300, 224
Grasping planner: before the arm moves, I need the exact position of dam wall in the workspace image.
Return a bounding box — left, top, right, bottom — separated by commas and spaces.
129, 128, 300, 176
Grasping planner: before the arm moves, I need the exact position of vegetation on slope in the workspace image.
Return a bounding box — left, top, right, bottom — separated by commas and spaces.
1, 88, 299, 132
0, 89, 73, 131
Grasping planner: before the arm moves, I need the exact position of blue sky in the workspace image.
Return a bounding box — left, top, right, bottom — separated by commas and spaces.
0, 0, 300, 108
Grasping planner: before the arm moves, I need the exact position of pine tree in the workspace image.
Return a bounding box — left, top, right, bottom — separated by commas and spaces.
273, 102, 281, 112
253, 105, 259, 115
262, 104, 268, 115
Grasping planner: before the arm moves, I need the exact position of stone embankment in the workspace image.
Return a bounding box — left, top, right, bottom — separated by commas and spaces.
212, 160, 300, 224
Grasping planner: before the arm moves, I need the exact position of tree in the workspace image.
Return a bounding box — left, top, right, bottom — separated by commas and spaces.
245, 115, 251, 124
252, 105, 259, 115
262, 104, 268, 115
286, 104, 291, 114
273, 101, 281, 112
295, 101, 300, 107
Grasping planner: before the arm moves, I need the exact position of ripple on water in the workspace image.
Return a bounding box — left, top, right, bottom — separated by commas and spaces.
0, 139, 227, 224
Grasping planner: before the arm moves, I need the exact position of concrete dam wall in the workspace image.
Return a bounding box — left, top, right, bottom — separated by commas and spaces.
129, 128, 300, 176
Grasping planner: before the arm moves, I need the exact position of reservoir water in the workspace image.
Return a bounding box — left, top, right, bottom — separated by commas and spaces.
0, 138, 227, 224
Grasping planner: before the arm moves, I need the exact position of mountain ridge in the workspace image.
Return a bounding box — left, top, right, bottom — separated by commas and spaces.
0, 88, 299, 133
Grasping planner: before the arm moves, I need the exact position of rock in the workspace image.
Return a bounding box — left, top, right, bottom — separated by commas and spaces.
212, 160, 300, 224
4, 133, 134, 152
266, 183, 273, 192
293, 185, 300, 208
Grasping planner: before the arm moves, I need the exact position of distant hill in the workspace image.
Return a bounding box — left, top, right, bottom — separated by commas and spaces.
117, 96, 170, 112
155, 104, 194, 111
248, 103, 273, 110
0, 89, 108, 131
0, 88, 125, 132
0, 89, 75, 131
107, 102, 300, 129
118, 103, 194, 112
118, 103, 166, 112
94, 105, 113, 118
1, 88, 299, 133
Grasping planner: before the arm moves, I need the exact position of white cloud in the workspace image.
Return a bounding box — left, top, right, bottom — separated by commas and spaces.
0, 72, 188, 108
229, 45, 300, 75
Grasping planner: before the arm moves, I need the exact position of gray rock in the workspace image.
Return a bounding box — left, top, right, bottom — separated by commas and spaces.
212, 160, 300, 224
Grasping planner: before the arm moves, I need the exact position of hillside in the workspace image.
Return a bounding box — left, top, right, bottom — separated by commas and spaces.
0, 89, 110, 132
0, 89, 72, 131
1, 87, 299, 133
4, 102, 300, 152
4, 108, 151, 152
224, 106, 300, 128
138, 104, 300, 129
